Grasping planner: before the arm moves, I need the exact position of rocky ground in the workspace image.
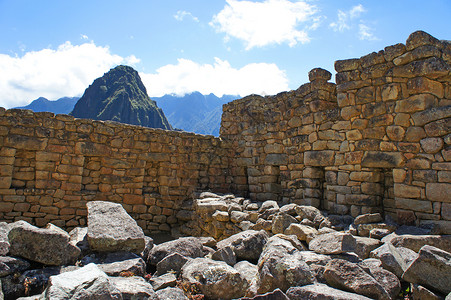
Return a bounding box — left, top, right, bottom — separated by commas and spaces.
0, 193, 450, 300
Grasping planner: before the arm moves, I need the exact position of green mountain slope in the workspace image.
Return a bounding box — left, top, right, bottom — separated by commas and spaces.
70, 65, 172, 130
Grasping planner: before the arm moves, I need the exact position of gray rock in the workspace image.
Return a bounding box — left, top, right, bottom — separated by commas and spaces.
295, 205, 324, 224
234, 260, 258, 285
156, 287, 188, 300
369, 228, 392, 240
241, 288, 289, 300
216, 230, 268, 261
354, 213, 383, 225
196, 236, 217, 248
141, 236, 154, 262
68, 227, 90, 256
259, 200, 279, 213
148, 237, 203, 266
279, 203, 298, 216
359, 258, 401, 299
109, 276, 157, 300
87, 201, 145, 254
284, 223, 318, 243
212, 245, 236, 266
8, 221, 80, 266
286, 283, 373, 300
411, 284, 445, 300
353, 236, 383, 259
80, 251, 146, 276
230, 211, 250, 223
156, 252, 189, 276
272, 213, 298, 234
257, 236, 315, 293
149, 273, 177, 291
181, 257, 249, 299
358, 223, 397, 237
389, 234, 451, 252
0, 222, 10, 256
309, 232, 355, 254
370, 243, 419, 278
41, 264, 121, 299
0, 256, 30, 277
402, 245, 451, 294
324, 259, 391, 300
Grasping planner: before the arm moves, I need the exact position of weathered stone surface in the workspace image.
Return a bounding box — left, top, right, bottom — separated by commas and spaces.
412, 105, 451, 126
272, 213, 298, 234
87, 201, 145, 254
389, 234, 451, 252
286, 283, 373, 300
8, 221, 80, 266
0, 256, 30, 277
41, 264, 121, 299
309, 232, 355, 255
216, 230, 268, 261
212, 245, 236, 266
257, 236, 315, 293
353, 236, 383, 259
155, 252, 189, 276
80, 251, 146, 277
241, 288, 290, 300
426, 183, 451, 202
359, 258, 401, 299
402, 245, 451, 294
155, 287, 188, 300
234, 260, 258, 285
109, 276, 158, 299
148, 237, 203, 266
181, 257, 248, 299
370, 243, 418, 278
284, 223, 318, 243
411, 284, 444, 300
361, 151, 404, 168
354, 213, 383, 225
324, 259, 391, 300
305, 151, 335, 166
309, 68, 332, 81
0, 222, 10, 256
149, 272, 177, 291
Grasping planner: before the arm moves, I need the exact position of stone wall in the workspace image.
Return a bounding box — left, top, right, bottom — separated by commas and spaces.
0, 109, 239, 233
221, 31, 450, 233
0, 30, 450, 234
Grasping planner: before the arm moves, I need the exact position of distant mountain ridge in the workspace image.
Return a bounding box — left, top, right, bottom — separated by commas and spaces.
70, 65, 172, 130
15, 96, 79, 115
154, 92, 238, 136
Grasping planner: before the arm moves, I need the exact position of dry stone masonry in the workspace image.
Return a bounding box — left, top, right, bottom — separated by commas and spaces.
0, 30, 450, 236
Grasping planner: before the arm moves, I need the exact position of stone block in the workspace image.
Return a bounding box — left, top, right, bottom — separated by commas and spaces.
361, 151, 404, 168
264, 154, 288, 166
407, 77, 444, 98
386, 125, 406, 142
426, 183, 451, 202
395, 94, 436, 113
394, 184, 422, 199
304, 151, 335, 166
405, 127, 427, 142
412, 105, 451, 126
420, 137, 444, 153
392, 57, 450, 79
425, 119, 449, 137
396, 198, 432, 213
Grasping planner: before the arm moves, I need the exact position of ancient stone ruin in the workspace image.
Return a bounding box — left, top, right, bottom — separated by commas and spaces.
0, 29, 450, 300
0, 30, 449, 236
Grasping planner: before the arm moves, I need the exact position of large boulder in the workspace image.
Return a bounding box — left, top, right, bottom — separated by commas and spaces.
8, 221, 80, 266
109, 276, 158, 299
324, 259, 391, 300
155, 252, 189, 276
309, 232, 355, 254
216, 230, 268, 261
87, 201, 145, 254
181, 257, 249, 299
80, 251, 146, 276
147, 237, 203, 266
402, 245, 451, 295
257, 236, 315, 293
286, 283, 373, 300
388, 234, 451, 252
359, 258, 401, 299
370, 243, 418, 278
41, 264, 121, 299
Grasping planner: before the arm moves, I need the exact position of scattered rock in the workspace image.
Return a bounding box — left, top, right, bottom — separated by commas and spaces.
370, 243, 418, 278
353, 236, 383, 259
181, 257, 249, 299
0, 222, 10, 256
147, 237, 203, 266
155, 252, 189, 276
241, 288, 289, 300
80, 251, 146, 277
402, 245, 451, 294
389, 234, 451, 252
309, 232, 355, 254
109, 276, 158, 299
155, 287, 188, 300
286, 283, 373, 300
284, 223, 318, 243
0, 256, 30, 277
272, 213, 298, 234
216, 230, 268, 261
149, 272, 177, 291
212, 245, 236, 265
354, 213, 383, 225
8, 221, 80, 266
87, 201, 145, 254
359, 258, 401, 299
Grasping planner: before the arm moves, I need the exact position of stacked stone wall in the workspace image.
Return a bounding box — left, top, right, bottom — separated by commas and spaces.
0, 30, 450, 234
0, 109, 238, 233
221, 31, 451, 233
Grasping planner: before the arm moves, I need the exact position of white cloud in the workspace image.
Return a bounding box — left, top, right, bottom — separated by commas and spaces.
0, 41, 135, 108
140, 58, 289, 97
210, 0, 318, 50
80, 34, 89, 40
329, 4, 365, 32
174, 10, 199, 22
359, 24, 378, 41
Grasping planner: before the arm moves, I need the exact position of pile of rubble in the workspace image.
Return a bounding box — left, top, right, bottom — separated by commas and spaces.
0, 195, 450, 299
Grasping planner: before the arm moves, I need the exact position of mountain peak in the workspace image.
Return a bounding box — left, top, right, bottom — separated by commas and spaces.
70, 65, 172, 130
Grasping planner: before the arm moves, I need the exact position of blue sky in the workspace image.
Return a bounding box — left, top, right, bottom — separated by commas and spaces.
0, 0, 450, 108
